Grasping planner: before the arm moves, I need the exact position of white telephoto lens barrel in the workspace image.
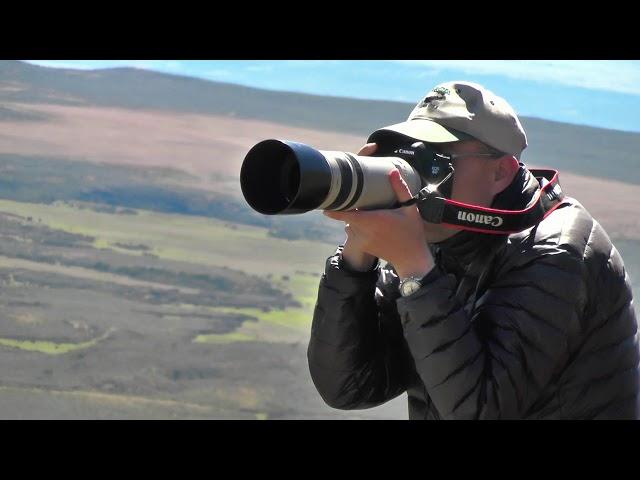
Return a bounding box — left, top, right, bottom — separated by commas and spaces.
317, 151, 422, 211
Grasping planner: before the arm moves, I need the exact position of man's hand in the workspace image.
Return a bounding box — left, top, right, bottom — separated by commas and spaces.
323, 143, 434, 280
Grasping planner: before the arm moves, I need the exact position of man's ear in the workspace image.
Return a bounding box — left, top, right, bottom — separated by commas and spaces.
492, 155, 519, 195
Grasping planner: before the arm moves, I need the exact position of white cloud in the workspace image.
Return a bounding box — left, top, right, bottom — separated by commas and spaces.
394, 60, 640, 96
24, 60, 98, 70
161, 61, 182, 71
416, 67, 443, 78
124, 60, 184, 71
281, 60, 339, 67
27, 60, 185, 72
202, 70, 234, 79
25, 60, 170, 71
245, 65, 274, 72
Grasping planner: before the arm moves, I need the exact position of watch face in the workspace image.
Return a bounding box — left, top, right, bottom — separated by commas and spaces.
400, 279, 421, 297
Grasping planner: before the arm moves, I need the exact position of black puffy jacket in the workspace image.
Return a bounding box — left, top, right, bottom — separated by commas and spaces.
307, 166, 639, 419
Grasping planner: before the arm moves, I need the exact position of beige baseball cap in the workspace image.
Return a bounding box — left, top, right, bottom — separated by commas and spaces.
374, 81, 528, 157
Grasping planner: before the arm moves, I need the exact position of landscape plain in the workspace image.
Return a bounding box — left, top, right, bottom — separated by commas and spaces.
0, 61, 637, 419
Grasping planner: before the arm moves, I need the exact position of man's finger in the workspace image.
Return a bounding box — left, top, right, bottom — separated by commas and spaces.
345, 223, 354, 237
324, 209, 377, 226
357, 143, 378, 156
389, 169, 414, 204
323, 210, 353, 222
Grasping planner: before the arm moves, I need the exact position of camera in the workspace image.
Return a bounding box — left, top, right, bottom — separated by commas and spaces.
239, 133, 454, 215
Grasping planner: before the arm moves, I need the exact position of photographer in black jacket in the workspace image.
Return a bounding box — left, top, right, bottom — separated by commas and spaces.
307, 81, 639, 419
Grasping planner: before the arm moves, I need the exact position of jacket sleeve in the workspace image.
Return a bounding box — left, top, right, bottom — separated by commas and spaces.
307, 246, 413, 410
397, 248, 588, 419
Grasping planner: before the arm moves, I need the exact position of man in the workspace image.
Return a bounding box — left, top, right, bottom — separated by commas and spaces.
307, 81, 639, 419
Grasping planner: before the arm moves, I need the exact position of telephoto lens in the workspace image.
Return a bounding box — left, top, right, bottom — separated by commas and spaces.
240, 139, 422, 215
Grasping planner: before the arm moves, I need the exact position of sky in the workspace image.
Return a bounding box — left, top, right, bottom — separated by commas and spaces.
25, 60, 640, 133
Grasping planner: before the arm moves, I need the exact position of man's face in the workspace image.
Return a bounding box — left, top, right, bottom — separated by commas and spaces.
421, 140, 505, 243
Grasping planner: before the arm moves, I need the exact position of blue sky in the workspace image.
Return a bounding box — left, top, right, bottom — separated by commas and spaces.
25, 60, 640, 133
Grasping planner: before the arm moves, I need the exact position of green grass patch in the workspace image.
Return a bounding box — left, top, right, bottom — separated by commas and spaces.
273, 274, 321, 310
194, 332, 256, 344
206, 306, 313, 331
0, 330, 111, 355
193, 273, 321, 344
201, 273, 320, 331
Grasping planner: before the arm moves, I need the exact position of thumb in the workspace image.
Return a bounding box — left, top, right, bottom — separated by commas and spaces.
389, 168, 414, 204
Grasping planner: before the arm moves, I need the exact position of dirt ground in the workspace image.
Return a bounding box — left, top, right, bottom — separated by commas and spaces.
0, 103, 366, 178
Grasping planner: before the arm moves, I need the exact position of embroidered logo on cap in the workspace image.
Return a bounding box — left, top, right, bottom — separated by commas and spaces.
419, 86, 451, 108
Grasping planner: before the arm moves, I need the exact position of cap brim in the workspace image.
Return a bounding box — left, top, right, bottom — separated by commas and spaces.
370, 119, 473, 144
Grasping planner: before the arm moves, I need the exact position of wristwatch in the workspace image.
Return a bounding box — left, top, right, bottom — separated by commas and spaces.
399, 275, 425, 297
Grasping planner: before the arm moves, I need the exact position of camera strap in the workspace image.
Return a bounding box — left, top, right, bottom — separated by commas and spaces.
397, 169, 567, 235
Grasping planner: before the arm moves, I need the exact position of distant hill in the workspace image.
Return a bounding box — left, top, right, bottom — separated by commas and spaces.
0, 61, 409, 135
1, 60, 639, 185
